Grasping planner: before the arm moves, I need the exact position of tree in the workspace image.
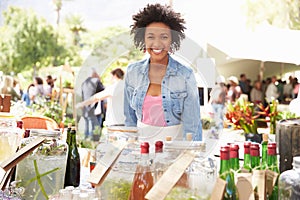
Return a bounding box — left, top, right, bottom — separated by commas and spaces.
244, 0, 300, 30
64, 14, 87, 46
0, 6, 81, 75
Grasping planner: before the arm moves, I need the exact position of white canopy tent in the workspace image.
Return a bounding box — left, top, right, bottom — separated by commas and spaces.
206, 25, 300, 81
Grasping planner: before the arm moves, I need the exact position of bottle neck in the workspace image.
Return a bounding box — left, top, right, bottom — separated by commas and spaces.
140, 152, 150, 167
70, 131, 77, 148
220, 159, 230, 175
230, 150, 240, 171
261, 141, 268, 169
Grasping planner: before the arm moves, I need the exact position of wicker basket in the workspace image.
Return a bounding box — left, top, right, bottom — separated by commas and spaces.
21, 115, 59, 130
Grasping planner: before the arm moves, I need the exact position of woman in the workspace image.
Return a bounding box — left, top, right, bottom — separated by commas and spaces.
76, 68, 125, 127
124, 3, 202, 141
30, 77, 45, 104
250, 80, 263, 104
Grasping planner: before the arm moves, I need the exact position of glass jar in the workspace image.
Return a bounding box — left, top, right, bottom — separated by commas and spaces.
94, 141, 140, 200
95, 140, 217, 200
279, 156, 300, 200
0, 113, 22, 163
15, 129, 68, 200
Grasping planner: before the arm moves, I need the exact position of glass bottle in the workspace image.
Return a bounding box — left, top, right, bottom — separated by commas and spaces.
64, 127, 81, 187
242, 141, 252, 172
153, 140, 165, 183
229, 143, 240, 172
128, 142, 154, 200
219, 145, 239, 200
267, 142, 279, 200
250, 143, 260, 170
261, 134, 268, 170
66, 123, 72, 146
279, 156, 300, 200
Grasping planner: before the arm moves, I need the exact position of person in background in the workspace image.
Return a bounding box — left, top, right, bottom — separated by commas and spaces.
21, 83, 35, 106
227, 76, 242, 103
76, 68, 125, 127
265, 76, 279, 103
29, 76, 46, 104
250, 80, 263, 104
11, 78, 22, 101
209, 75, 227, 130
124, 3, 202, 141
239, 73, 251, 99
283, 76, 293, 101
80, 69, 105, 139
292, 77, 299, 98
44, 75, 56, 99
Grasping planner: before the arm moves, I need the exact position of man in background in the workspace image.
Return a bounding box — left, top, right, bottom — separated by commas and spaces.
81, 69, 105, 139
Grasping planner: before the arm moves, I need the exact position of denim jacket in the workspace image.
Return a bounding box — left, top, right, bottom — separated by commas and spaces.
124, 55, 202, 141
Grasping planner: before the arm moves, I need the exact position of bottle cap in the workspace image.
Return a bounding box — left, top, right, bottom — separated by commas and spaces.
267, 142, 277, 155
220, 145, 230, 160
17, 120, 23, 129
250, 143, 260, 157
24, 129, 30, 138
155, 141, 163, 152
165, 136, 172, 141
230, 144, 239, 159
140, 142, 150, 154
244, 141, 251, 154
186, 133, 193, 141
262, 133, 269, 142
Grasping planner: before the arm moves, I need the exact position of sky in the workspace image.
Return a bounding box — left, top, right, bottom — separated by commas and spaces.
0, 0, 247, 43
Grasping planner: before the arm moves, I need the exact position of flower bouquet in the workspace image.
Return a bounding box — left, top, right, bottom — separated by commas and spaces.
225, 98, 263, 142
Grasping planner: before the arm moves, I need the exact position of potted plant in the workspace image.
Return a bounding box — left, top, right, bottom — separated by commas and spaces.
225, 98, 262, 143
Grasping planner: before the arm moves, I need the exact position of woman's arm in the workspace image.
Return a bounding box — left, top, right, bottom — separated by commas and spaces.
182, 72, 202, 141
76, 89, 110, 108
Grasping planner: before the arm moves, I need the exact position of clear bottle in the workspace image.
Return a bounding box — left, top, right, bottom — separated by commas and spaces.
219, 145, 239, 200
279, 156, 300, 200
128, 142, 154, 200
153, 140, 166, 183
64, 127, 81, 187
267, 142, 279, 200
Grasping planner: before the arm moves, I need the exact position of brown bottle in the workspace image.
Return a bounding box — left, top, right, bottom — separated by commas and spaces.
128, 142, 154, 200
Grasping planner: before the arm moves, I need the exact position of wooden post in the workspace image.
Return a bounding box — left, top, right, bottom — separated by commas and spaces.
276, 119, 300, 173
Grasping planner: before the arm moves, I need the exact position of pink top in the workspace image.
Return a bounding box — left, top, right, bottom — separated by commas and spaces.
142, 95, 167, 126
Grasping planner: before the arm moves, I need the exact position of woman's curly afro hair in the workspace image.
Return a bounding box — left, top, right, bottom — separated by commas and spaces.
130, 3, 186, 52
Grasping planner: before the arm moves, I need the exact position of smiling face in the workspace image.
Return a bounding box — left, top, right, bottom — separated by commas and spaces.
145, 22, 172, 66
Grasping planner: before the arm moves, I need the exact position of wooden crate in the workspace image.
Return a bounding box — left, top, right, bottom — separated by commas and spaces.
276, 119, 300, 173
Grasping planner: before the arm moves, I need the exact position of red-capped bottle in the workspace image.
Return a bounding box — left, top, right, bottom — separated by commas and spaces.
243, 141, 252, 172
250, 143, 260, 170
128, 142, 154, 200
219, 145, 239, 199
230, 143, 240, 172
153, 141, 165, 183
267, 142, 279, 200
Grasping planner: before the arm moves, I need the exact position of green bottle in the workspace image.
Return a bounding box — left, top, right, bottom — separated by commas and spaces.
267, 142, 279, 200
64, 127, 81, 187
250, 143, 260, 170
242, 141, 252, 172
229, 143, 240, 172
261, 134, 268, 170
219, 145, 239, 200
